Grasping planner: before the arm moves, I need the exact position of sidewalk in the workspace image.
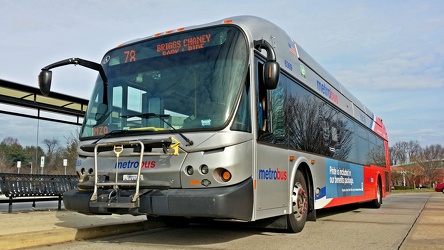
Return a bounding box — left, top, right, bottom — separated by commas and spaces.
400, 192, 444, 249
0, 210, 163, 249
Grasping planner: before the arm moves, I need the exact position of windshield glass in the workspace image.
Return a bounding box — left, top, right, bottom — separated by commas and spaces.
80, 26, 248, 139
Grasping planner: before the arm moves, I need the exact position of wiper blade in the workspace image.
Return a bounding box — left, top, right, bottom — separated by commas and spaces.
121, 113, 194, 146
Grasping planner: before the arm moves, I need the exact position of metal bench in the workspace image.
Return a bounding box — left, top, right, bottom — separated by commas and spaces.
0, 173, 78, 213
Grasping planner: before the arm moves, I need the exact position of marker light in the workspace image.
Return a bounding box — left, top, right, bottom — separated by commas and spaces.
223, 19, 233, 24
221, 169, 231, 182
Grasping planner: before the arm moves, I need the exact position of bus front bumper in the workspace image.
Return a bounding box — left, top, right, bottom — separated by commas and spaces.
63, 178, 253, 221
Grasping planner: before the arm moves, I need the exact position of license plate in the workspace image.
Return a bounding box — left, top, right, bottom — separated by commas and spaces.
123, 174, 144, 181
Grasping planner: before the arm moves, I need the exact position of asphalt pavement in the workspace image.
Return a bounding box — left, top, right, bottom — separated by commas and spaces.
0, 193, 442, 249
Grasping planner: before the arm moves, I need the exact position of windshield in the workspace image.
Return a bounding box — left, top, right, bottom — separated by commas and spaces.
80, 26, 248, 139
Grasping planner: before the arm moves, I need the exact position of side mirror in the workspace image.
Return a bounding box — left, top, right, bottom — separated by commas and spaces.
38, 70, 52, 96
254, 39, 280, 90
263, 61, 280, 89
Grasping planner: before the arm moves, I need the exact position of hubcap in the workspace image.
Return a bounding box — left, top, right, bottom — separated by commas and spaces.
292, 182, 307, 219
377, 184, 381, 201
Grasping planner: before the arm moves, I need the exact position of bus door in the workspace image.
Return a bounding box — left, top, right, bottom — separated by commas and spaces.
254, 60, 289, 218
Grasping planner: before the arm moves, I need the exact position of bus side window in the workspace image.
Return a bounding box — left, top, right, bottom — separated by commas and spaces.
257, 63, 268, 132
231, 75, 252, 132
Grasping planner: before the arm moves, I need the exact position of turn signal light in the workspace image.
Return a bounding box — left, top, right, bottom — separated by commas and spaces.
221, 169, 231, 182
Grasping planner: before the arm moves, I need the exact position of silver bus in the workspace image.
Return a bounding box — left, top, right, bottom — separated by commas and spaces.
39, 16, 390, 233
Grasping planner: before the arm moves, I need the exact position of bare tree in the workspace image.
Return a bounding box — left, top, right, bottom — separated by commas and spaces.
406, 140, 422, 163
413, 144, 444, 187
390, 140, 422, 165
1, 137, 20, 146
42, 137, 60, 155
60, 130, 80, 175
391, 141, 408, 165
41, 137, 61, 173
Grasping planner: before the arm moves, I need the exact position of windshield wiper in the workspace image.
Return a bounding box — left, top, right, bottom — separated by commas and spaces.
121, 113, 194, 146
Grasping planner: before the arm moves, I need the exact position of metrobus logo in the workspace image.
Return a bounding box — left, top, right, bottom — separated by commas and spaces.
317, 80, 338, 104
115, 160, 156, 169
258, 168, 287, 180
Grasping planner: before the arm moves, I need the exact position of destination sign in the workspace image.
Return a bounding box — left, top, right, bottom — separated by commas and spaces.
119, 34, 213, 63
156, 34, 212, 56
107, 27, 229, 66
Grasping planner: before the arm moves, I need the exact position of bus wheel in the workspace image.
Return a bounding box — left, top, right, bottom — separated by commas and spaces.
286, 169, 308, 233
369, 179, 382, 208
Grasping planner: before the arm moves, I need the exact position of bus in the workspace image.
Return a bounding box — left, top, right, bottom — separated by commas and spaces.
38, 16, 390, 233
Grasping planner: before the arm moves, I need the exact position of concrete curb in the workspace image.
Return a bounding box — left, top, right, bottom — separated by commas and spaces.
1, 220, 164, 249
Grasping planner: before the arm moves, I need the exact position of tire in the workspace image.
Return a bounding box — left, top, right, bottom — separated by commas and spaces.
369, 179, 382, 208
286, 169, 308, 233
441, 188, 444, 194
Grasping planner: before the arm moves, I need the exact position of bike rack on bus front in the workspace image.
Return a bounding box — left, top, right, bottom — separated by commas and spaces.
79, 137, 179, 209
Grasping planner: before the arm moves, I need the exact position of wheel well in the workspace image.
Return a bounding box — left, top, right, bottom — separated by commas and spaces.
377, 174, 382, 190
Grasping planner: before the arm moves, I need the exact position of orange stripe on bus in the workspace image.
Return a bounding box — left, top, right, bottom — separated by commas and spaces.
190, 180, 200, 185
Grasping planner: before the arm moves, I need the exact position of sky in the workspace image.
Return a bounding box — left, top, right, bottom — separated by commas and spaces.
1, 0, 443, 148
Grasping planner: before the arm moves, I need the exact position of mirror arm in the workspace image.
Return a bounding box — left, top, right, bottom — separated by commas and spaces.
253, 39, 280, 90
40, 58, 108, 103
253, 39, 277, 61
41, 58, 108, 83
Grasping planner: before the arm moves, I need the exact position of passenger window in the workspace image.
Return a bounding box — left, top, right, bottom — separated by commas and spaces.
257, 63, 269, 133
231, 77, 251, 132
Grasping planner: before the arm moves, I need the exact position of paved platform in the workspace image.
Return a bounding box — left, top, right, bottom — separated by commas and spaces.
0, 210, 162, 249
0, 193, 443, 249
400, 192, 444, 249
